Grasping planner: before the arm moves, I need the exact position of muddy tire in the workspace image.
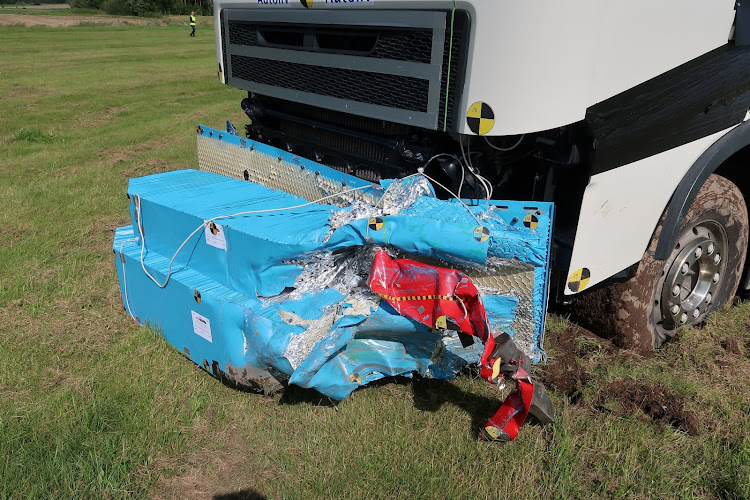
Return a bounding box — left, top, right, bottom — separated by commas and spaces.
571, 174, 749, 354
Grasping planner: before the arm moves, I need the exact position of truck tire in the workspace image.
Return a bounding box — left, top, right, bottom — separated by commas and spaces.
570, 174, 749, 354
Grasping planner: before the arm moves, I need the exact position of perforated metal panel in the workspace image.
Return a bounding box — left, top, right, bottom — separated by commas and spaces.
413, 255, 537, 351
196, 131, 379, 207
466, 261, 536, 348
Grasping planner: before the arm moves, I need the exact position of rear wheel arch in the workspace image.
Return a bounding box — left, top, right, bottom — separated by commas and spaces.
571, 174, 749, 352
655, 119, 750, 261
569, 118, 750, 353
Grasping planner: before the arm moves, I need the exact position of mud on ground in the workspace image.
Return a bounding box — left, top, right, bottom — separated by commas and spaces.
537, 323, 700, 435
0, 14, 159, 27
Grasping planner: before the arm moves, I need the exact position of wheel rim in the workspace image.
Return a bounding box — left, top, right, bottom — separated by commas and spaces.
659, 221, 728, 328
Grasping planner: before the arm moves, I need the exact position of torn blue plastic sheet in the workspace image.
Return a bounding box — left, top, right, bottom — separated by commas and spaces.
112, 125, 553, 400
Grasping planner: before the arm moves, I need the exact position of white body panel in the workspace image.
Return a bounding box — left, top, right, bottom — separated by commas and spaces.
214, 0, 736, 134
467, 0, 735, 135
564, 126, 738, 295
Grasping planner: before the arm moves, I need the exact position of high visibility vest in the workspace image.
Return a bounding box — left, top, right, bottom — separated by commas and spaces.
190, 16, 196, 26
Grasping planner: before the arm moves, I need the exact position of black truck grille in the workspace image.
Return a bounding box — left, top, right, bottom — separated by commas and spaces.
228, 23, 434, 64
228, 22, 259, 47
230, 55, 430, 112
220, 9, 469, 131
280, 120, 390, 165
369, 30, 433, 63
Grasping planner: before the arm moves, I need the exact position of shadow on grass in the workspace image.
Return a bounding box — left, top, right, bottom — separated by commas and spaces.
214, 488, 267, 500
277, 375, 414, 407
273, 374, 550, 439
410, 376, 500, 437
277, 383, 339, 407
275, 374, 509, 438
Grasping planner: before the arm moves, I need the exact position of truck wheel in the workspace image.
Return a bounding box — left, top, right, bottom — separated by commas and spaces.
571, 174, 748, 353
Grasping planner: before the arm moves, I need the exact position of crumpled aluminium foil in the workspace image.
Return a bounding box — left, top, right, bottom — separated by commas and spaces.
275, 244, 536, 365
327, 176, 436, 234
378, 176, 434, 215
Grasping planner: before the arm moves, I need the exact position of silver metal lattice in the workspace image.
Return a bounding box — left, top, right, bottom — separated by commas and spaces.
197, 134, 379, 207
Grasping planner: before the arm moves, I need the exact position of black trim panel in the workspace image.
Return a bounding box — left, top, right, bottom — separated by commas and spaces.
736, 1, 750, 46
586, 43, 750, 175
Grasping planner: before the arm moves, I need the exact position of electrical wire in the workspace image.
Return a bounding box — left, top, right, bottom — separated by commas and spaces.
118, 237, 140, 321
468, 138, 494, 200
417, 171, 483, 227
456, 295, 468, 321
459, 136, 493, 201
457, 159, 466, 199
485, 134, 525, 152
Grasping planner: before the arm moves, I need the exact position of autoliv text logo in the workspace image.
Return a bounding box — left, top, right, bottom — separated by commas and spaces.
298, 0, 374, 6
259, 0, 373, 6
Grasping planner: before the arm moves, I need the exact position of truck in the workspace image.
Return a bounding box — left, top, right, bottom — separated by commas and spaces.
211, 0, 750, 352
112, 0, 750, 439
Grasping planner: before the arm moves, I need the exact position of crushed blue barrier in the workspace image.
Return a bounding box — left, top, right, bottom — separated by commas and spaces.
113, 125, 553, 400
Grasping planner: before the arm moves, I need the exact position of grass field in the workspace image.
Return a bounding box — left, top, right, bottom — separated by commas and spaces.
1, 18, 749, 500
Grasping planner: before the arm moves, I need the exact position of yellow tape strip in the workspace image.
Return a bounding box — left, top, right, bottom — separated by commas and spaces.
376, 293, 456, 302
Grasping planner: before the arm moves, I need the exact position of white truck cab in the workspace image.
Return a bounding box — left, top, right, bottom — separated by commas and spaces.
211, 0, 750, 352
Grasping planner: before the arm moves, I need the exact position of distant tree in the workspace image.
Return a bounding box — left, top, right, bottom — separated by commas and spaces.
69, 0, 211, 16
69, 0, 102, 8
99, 0, 128, 14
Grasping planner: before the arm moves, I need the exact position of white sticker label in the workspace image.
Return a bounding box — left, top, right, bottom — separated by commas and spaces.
191, 310, 213, 343
204, 221, 226, 250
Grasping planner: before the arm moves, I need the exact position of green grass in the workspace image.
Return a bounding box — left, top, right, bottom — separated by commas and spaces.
0, 21, 749, 500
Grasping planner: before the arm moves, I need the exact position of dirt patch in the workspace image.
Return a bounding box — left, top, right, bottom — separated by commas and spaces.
537, 322, 700, 435
0, 219, 38, 244
96, 138, 174, 168
0, 14, 155, 27
594, 380, 700, 435
536, 324, 615, 401
89, 214, 131, 240
149, 409, 278, 500
721, 338, 742, 355
74, 105, 131, 127
5, 3, 70, 9
4, 83, 55, 100
124, 157, 184, 177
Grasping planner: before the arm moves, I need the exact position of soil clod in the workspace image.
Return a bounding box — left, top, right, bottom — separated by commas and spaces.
536, 324, 610, 401
721, 338, 741, 355
594, 380, 699, 435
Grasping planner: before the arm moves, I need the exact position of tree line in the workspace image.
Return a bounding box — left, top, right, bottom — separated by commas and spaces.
68, 0, 212, 17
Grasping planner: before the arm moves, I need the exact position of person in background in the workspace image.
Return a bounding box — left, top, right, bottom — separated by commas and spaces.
189, 11, 196, 37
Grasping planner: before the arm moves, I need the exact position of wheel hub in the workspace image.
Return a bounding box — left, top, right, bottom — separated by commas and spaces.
660, 221, 727, 328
